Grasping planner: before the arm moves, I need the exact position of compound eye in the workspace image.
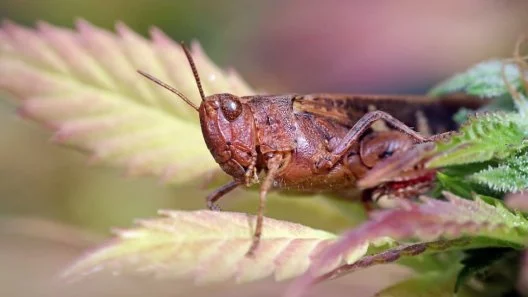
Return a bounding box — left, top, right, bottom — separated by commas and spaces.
220, 96, 243, 122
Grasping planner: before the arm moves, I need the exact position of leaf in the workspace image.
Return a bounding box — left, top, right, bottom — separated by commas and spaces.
435, 172, 475, 198
0, 20, 254, 184
427, 112, 528, 168
429, 56, 528, 119
286, 192, 528, 297
470, 154, 528, 192
429, 60, 526, 98
62, 210, 378, 284
317, 238, 471, 283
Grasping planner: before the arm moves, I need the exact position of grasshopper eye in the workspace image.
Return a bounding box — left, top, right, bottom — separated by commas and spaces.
220, 96, 242, 122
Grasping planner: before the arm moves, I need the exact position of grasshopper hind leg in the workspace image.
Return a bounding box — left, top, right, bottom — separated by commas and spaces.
315, 110, 427, 171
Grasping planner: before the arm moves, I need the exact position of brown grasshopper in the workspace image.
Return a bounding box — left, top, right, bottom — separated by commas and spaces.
138, 44, 484, 256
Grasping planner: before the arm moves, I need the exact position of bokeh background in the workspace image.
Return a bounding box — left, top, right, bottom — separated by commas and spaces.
1, 0, 528, 296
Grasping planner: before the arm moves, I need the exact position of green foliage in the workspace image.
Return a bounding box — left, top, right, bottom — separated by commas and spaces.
426, 58, 528, 200
427, 112, 528, 168
470, 153, 528, 192
429, 60, 525, 98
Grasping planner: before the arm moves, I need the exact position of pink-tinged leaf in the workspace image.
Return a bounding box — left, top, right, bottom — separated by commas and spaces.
287, 192, 528, 297
314, 238, 470, 284
0, 20, 255, 184
37, 21, 116, 90
61, 210, 376, 284
1, 20, 69, 74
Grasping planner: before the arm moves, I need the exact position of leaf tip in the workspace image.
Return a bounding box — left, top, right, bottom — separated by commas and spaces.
149, 26, 174, 46
115, 21, 136, 39
35, 20, 53, 32
74, 18, 94, 33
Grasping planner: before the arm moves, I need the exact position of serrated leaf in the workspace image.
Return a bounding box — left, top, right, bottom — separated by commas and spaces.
429, 60, 526, 98
286, 192, 528, 297
470, 154, 528, 192
427, 112, 528, 168
62, 210, 375, 284
318, 238, 472, 282
430, 57, 528, 119
0, 20, 254, 184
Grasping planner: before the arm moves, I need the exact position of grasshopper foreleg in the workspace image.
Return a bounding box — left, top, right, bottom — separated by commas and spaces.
246, 153, 284, 257
206, 180, 240, 211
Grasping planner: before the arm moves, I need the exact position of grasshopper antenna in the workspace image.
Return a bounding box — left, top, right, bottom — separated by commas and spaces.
137, 70, 199, 111
180, 42, 206, 102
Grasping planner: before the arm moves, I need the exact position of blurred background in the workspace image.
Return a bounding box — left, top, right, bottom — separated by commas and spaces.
1, 0, 528, 296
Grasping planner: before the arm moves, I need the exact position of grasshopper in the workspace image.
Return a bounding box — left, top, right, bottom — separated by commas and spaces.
138, 44, 484, 256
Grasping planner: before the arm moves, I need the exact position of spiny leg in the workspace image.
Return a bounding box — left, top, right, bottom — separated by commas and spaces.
316, 110, 427, 170
206, 180, 240, 211
246, 154, 283, 257
367, 104, 390, 132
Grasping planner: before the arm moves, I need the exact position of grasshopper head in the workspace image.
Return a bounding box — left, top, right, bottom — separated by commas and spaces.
199, 93, 258, 182
137, 42, 260, 184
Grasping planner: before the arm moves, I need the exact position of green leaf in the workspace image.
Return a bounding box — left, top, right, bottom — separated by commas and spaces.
452, 108, 473, 125
436, 172, 474, 198
427, 112, 528, 168
470, 153, 528, 192
0, 20, 254, 185
429, 60, 526, 98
